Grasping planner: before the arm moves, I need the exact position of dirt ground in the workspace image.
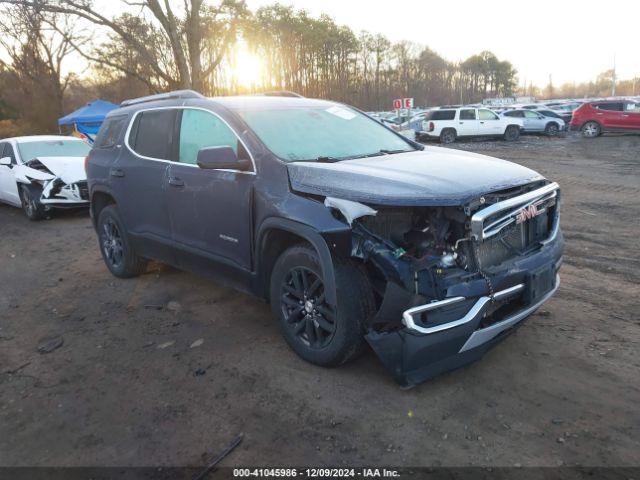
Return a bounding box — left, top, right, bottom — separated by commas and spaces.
1, 133, 639, 469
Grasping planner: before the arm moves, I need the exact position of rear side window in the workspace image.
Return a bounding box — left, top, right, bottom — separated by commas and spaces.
624, 103, 640, 112
427, 110, 456, 121
524, 110, 541, 118
128, 110, 177, 160
460, 109, 476, 120
595, 103, 623, 111
94, 115, 128, 149
178, 109, 240, 165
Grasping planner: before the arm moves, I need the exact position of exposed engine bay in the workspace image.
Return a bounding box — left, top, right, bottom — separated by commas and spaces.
324, 180, 559, 333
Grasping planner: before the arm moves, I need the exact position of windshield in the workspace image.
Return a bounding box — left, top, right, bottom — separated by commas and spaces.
18, 139, 90, 162
236, 105, 414, 162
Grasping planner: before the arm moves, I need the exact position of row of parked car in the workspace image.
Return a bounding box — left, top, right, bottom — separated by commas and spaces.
374, 98, 640, 144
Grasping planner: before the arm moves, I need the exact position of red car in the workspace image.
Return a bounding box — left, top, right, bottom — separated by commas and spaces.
570, 100, 640, 137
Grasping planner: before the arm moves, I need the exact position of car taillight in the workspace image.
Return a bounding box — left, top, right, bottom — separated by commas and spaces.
429, 122, 434, 132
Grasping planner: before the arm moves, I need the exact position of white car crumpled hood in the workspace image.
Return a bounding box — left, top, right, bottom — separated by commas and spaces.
32, 156, 87, 184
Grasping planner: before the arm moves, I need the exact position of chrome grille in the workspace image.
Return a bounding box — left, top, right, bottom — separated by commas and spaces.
472, 183, 560, 269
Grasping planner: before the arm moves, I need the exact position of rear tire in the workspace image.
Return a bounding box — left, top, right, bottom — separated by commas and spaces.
20, 184, 46, 221
504, 125, 520, 141
581, 121, 601, 138
544, 122, 560, 136
97, 205, 147, 278
270, 244, 375, 367
439, 129, 456, 144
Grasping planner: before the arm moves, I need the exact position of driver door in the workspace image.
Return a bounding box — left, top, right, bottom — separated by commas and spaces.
0, 142, 21, 206
478, 109, 503, 135
167, 108, 255, 274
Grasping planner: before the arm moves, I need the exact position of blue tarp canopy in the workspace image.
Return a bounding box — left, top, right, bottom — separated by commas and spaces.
58, 99, 118, 136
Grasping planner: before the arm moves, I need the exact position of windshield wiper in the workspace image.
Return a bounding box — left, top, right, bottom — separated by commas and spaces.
379, 149, 414, 154
315, 156, 340, 163
343, 149, 414, 161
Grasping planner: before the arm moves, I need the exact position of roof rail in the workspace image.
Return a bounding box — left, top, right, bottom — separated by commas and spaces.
120, 89, 205, 107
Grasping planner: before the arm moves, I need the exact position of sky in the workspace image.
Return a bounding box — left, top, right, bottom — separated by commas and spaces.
244, 0, 639, 86
2, 0, 637, 87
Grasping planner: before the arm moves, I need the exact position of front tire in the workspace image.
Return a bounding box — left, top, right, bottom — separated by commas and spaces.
20, 184, 46, 221
270, 245, 375, 367
504, 125, 520, 141
439, 129, 456, 144
97, 205, 146, 278
581, 121, 601, 138
545, 122, 560, 136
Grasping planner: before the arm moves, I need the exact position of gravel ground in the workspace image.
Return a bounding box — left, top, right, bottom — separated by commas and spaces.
0, 133, 638, 469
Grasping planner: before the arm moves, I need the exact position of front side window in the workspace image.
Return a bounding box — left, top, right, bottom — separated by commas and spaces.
459, 109, 476, 120
236, 105, 414, 162
17, 139, 90, 162
178, 109, 240, 165
478, 109, 499, 120
129, 109, 177, 160
3, 143, 16, 163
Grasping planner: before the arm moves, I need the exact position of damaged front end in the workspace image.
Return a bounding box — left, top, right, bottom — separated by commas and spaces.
16, 158, 89, 208
324, 181, 563, 387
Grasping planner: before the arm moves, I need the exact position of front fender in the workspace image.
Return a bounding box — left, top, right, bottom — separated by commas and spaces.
256, 217, 342, 307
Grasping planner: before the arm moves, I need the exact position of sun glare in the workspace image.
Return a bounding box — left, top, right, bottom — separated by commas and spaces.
233, 45, 263, 88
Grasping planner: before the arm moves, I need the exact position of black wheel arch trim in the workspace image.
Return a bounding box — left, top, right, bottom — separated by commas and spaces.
257, 217, 340, 307
89, 185, 118, 227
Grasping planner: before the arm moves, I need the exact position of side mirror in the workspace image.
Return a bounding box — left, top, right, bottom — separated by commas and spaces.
0, 157, 11, 166
196, 146, 251, 171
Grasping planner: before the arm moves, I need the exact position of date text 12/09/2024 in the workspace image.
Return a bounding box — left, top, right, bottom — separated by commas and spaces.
233, 468, 401, 478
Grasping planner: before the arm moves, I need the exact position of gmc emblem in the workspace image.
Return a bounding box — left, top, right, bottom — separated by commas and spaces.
515, 204, 542, 224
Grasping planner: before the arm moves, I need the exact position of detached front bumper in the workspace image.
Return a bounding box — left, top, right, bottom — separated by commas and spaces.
40, 179, 89, 209
366, 233, 563, 387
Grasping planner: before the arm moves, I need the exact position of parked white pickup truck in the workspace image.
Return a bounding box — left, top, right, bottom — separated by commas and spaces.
419, 107, 523, 144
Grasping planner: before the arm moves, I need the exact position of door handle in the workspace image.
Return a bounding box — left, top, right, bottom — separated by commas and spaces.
168, 176, 184, 187
459, 122, 464, 124
480, 121, 485, 124
110, 168, 124, 178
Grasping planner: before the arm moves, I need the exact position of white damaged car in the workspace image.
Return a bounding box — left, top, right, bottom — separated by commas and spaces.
0, 136, 91, 220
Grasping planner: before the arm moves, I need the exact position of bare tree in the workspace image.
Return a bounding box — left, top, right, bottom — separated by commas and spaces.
0, 2, 82, 131
1, 0, 248, 93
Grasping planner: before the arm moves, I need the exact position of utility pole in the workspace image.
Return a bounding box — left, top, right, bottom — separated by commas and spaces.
612, 54, 616, 97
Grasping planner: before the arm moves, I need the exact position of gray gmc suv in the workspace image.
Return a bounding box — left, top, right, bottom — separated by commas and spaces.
87, 90, 563, 387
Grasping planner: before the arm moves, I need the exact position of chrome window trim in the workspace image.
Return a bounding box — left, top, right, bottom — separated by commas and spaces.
123, 105, 257, 175
471, 182, 560, 241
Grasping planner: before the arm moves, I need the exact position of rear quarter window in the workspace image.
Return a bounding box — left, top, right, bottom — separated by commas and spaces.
94, 115, 128, 149
427, 110, 456, 121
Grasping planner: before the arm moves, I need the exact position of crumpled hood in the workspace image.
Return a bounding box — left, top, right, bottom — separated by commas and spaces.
287, 147, 544, 206
32, 156, 86, 184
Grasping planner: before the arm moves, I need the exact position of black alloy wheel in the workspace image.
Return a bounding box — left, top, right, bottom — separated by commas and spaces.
280, 266, 336, 349
101, 217, 125, 270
